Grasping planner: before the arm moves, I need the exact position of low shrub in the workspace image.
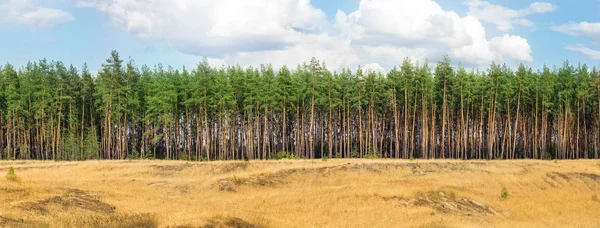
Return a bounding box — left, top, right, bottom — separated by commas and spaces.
364, 153, 381, 159
6, 167, 19, 182
274, 151, 294, 160
350, 149, 360, 158
127, 150, 140, 160
501, 187, 509, 199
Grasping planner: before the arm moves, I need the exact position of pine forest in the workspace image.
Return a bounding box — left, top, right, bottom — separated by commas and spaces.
1, 51, 599, 161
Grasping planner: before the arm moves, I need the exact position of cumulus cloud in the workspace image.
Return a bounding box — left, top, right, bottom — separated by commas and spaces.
466, 0, 556, 31
76, 0, 328, 56
362, 63, 385, 74
0, 0, 74, 28
565, 44, 600, 61
452, 18, 532, 66
338, 0, 533, 66
78, 0, 535, 70
490, 35, 533, 62
552, 21, 600, 41
336, 0, 472, 48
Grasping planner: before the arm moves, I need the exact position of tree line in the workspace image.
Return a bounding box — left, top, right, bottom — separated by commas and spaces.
0, 51, 599, 160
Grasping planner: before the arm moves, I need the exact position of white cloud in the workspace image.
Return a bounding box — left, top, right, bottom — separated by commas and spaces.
452, 17, 532, 66
77, 0, 328, 56
218, 34, 359, 71
490, 35, 533, 62
336, 0, 472, 48
363, 63, 385, 74
0, 0, 74, 28
528, 2, 556, 13
553, 22, 600, 61
79, 0, 535, 71
552, 21, 600, 41
452, 16, 499, 66
565, 44, 600, 61
466, 0, 556, 31
339, 0, 533, 66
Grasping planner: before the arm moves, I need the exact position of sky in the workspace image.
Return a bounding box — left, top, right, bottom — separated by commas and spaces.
0, 0, 598, 73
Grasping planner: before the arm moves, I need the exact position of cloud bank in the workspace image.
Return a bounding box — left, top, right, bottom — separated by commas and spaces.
78, 0, 547, 71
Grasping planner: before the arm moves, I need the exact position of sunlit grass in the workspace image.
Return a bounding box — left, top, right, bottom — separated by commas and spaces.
0, 159, 599, 227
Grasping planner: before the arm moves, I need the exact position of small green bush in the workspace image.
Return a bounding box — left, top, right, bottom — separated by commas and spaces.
350, 149, 359, 158
178, 151, 198, 161
592, 195, 598, 201
322, 156, 329, 162
127, 150, 140, 160
6, 167, 18, 182
198, 155, 208, 162
501, 187, 509, 199
364, 153, 381, 159
274, 151, 294, 160
544, 145, 556, 160
144, 150, 155, 160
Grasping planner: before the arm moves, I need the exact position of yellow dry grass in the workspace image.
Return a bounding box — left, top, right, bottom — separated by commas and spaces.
1, 159, 600, 227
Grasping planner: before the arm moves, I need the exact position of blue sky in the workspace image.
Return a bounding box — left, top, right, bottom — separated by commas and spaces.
0, 0, 598, 73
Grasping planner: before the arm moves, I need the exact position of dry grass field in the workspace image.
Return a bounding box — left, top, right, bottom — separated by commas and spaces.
1, 159, 600, 227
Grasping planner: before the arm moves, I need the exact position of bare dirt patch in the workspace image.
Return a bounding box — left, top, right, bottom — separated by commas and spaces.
21, 188, 115, 214
383, 191, 498, 215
